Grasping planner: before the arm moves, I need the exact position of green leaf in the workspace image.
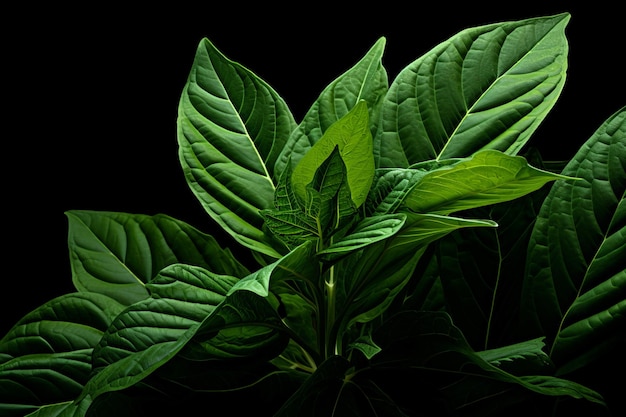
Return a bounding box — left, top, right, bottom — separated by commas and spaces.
375, 13, 570, 167
477, 337, 553, 375
521, 107, 626, 374
177, 38, 297, 258
275, 37, 387, 177
317, 213, 406, 261
91, 264, 239, 368
359, 311, 604, 413
334, 241, 428, 328
402, 150, 570, 215
0, 292, 125, 415
292, 100, 374, 207
393, 212, 497, 249
408, 192, 549, 351
366, 168, 428, 215
75, 263, 287, 407
66, 210, 249, 306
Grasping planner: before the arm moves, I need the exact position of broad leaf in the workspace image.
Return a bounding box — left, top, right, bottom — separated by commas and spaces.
275, 37, 388, 176
358, 311, 604, 414
177, 38, 297, 258
0, 292, 125, 416
317, 213, 406, 261
521, 107, 626, 374
66, 210, 249, 306
70, 262, 289, 411
402, 150, 570, 215
375, 13, 569, 167
91, 264, 239, 368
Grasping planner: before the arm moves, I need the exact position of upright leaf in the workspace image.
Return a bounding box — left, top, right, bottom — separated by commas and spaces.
521, 107, 626, 374
177, 38, 297, 258
375, 13, 570, 167
275, 37, 387, 176
292, 100, 374, 207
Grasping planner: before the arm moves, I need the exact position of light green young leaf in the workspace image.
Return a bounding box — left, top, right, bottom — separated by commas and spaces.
275, 37, 387, 177
292, 100, 374, 207
92, 264, 240, 368
375, 13, 570, 167
402, 150, 571, 215
66, 210, 249, 306
521, 107, 626, 374
177, 38, 297, 258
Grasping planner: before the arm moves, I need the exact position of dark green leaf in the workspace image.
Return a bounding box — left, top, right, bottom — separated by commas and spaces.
356, 311, 604, 414
521, 107, 626, 374
0, 292, 125, 415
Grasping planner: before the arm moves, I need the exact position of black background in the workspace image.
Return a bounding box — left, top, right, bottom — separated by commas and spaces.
3, 3, 624, 413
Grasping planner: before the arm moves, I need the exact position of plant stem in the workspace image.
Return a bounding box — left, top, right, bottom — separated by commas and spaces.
325, 265, 336, 359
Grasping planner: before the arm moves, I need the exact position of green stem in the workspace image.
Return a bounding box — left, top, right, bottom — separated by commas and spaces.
325, 265, 336, 359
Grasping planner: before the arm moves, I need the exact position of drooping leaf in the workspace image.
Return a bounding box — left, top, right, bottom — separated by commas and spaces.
91, 264, 238, 368
177, 37, 297, 258
275, 38, 388, 177
72, 262, 288, 410
0, 292, 125, 416
402, 150, 570, 215
409, 191, 549, 351
374, 13, 570, 167
521, 107, 626, 374
66, 210, 249, 306
355, 311, 604, 414
292, 100, 374, 207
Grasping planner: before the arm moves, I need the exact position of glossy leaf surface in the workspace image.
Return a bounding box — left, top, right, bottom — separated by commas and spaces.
177, 38, 297, 257
375, 13, 569, 167
521, 107, 626, 373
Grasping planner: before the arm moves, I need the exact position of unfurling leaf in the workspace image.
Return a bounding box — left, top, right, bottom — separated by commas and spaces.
292, 100, 374, 207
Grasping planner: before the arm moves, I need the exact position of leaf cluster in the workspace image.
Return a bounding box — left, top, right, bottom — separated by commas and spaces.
1, 12, 625, 417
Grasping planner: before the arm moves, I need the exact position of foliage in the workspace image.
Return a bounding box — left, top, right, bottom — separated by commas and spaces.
1, 12, 624, 416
